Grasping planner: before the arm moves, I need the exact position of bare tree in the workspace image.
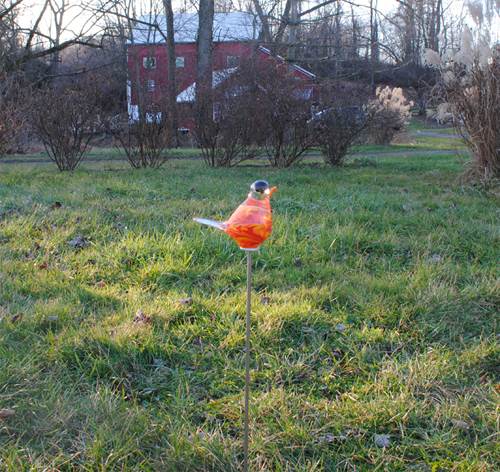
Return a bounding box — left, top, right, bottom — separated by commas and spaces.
97, 0, 136, 44
1, 0, 105, 73
195, 0, 214, 146
47, 0, 67, 74
163, 0, 179, 146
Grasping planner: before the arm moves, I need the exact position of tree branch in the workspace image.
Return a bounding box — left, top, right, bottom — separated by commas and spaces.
0, 0, 24, 20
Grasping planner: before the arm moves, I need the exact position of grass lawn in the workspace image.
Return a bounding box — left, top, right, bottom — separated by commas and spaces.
4, 125, 466, 165
404, 135, 466, 151
0, 153, 498, 470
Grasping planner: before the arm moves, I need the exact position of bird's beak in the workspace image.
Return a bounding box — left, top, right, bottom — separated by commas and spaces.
265, 187, 277, 197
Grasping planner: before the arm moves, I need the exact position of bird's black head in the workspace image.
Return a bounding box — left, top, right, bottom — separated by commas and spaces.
250, 180, 269, 194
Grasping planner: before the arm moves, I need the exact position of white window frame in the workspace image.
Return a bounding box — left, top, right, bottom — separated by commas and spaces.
143, 56, 157, 69
227, 55, 239, 68
176, 56, 185, 68
146, 79, 155, 92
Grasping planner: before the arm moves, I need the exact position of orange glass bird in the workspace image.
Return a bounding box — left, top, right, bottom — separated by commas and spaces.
194, 180, 277, 250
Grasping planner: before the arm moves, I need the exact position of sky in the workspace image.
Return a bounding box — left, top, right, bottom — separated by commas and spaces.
18, 0, 413, 38
17, 0, 499, 45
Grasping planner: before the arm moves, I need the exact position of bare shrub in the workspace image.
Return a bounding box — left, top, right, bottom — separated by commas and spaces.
367, 86, 413, 145
262, 107, 313, 168
195, 109, 260, 167
424, 31, 499, 181
312, 81, 372, 166
313, 107, 370, 166
253, 63, 315, 168
0, 74, 31, 157
111, 113, 172, 169
30, 78, 101, 171
110, 79, 172, 169
192, 70, 260, 167
192, 60, 314, 168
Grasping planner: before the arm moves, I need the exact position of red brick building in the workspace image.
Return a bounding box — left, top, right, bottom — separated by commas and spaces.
126, 12, 316, 129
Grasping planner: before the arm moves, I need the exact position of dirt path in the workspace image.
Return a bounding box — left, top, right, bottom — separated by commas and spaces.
415, 130, 463, 139
348, 149, 467, 158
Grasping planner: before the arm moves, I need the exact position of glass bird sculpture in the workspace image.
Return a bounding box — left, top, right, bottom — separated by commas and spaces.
194, 180, 277, 250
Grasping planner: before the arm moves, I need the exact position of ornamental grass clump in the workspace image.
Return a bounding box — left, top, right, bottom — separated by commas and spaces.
424, 26, 499, 182
367, 86, 413, 145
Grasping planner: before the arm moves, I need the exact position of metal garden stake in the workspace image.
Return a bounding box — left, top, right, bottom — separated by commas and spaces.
194, 180, 277, 472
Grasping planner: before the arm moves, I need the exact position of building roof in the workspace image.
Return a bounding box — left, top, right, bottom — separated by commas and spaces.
257, 46, 316, 79
130, 12, 261, 45
176, 68, 238, 103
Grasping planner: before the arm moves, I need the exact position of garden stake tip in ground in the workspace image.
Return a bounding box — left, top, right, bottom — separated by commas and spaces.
194, 180, 276, 472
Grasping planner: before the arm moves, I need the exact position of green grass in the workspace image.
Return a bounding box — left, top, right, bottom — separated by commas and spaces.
406, 135, 466, 151
6, 123, 465, 165
6, 146, 203, 162
0, 153, 498, 471
6, 141, 460, 165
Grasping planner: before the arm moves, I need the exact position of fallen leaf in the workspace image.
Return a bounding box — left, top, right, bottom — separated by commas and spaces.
429, 253, 442, 263
38, 262, 49, 270
95, 280, 106, 288
133, 309, 152, 325
344, 428, 364, 438
335, 323, 346, 333
374, 434, 391, 448
0, 409, 15, 419
373, 434, 391, 447
451, 419, 470, 430
332, 349, 343, 360
192, 337, 204, 350
68, 235, 89, 250
178, 297, 193, 306
317, 433, 347, 444
189, 430, 208, 441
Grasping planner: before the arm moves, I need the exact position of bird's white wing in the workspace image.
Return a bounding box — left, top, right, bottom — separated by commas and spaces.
193, 218, 225, 231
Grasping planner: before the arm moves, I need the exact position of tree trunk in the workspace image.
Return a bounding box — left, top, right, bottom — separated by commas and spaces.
252, 0, 272, 44
196, 0, 214, 138
273, 0, 291, 55
288, 0, 299, 60
369, 0, 375, 92
163, 0, 178, 146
